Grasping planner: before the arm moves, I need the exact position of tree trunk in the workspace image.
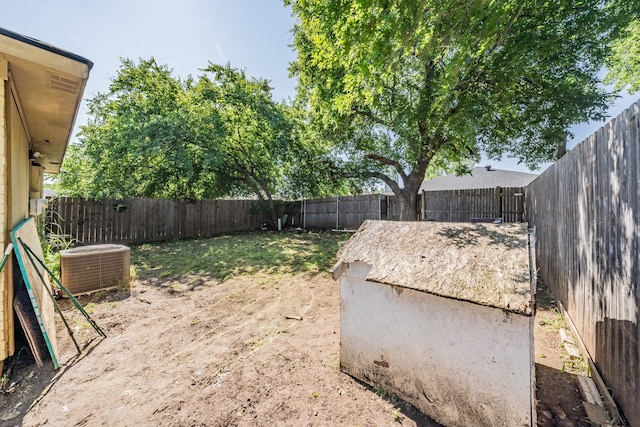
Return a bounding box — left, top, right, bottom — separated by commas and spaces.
265, 197, 278, 230
556, 129, 567, 159
397, 191, 418, 220
556, 138, 567, 159
392, 161, 428, 221
363, 152, 429, 221
242, 172, 279, 230
395, 180, 422, 221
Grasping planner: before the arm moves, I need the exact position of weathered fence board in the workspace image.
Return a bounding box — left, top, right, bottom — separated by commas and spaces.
421, 187, 525, 222
48, 198, 267, 246
52, 189, 528, 246
298, 189, 526, 230
526, 100, 640, 425
301, 194, 389, 230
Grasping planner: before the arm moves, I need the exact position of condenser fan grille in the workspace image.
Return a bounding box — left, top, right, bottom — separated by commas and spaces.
60, 244, 130, 295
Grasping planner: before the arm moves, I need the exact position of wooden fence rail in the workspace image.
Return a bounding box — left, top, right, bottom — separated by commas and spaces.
299, 189, 525, 229
526, 100, 640, 424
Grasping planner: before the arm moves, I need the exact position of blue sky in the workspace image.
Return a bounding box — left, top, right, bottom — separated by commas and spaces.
2, 1, 638, 174
2, 1, 297, 120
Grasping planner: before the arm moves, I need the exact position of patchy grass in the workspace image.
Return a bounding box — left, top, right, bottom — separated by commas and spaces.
539, 307, 566, 332
130, 230, 350, 282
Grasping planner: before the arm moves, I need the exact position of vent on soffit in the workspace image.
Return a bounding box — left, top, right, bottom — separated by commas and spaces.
48, 72, 81, 94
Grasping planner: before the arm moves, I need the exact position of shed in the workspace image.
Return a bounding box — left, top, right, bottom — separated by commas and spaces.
0, 27, 92, 368
331, 220, 536, 426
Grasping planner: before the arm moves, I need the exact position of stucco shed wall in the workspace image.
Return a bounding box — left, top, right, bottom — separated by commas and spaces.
340, 261, 534, 427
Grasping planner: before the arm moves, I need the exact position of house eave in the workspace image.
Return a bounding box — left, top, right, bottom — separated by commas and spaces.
0, 27, 92, 173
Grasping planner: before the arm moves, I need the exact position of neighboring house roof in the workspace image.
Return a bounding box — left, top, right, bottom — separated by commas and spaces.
0, 27, 92, 173
331, 220, 533, 315
419, 166, 538, 192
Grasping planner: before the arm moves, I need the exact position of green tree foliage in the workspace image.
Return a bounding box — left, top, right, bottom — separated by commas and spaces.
56, 58, 340, 226
286, 0, 635, 219
606, 18, 640, 93
54, 144, 92, 197
58, 58, 221, 199
282, 102, 367, 198
195, 63, 299, 226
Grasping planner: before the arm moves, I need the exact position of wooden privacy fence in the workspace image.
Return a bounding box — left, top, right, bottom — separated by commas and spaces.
50, 190, 527, 246
526, 100, 640, 425
420, 187, 525, 222
300, 189, 525, 230
301, 194, 389, 230
48, 197, 267, 245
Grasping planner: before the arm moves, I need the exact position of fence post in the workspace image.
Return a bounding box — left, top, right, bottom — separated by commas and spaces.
301, 198, 306, 229
515, 190, 524, 222
336, 196, 339, 230
495, 186, 502, 220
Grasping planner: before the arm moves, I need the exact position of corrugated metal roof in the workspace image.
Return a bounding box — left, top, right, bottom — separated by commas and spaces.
332, 220, 533, 315
419, 166, 537, 192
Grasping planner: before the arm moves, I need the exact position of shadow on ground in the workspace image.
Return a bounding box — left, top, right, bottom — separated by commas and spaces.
0, 344, 55, 425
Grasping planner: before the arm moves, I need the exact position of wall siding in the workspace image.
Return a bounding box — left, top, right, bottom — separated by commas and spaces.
526, 100, 640, 425
8, 89, 29, 230
0, 64, 9, 361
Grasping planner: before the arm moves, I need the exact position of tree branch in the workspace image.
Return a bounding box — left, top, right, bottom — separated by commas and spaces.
351, 106, 397, 134
242, 170, 266, 201
364, 153, 408, 182
343, 169, 401, 194
366, 171, 402, 194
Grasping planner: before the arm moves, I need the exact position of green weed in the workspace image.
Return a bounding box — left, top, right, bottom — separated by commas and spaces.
562, 357, 590, 376
84, 302, 96, 315
36, 211, 78, 279
392, 407, 403, 422
539, 307, 565, 332
374, 384, 398, 403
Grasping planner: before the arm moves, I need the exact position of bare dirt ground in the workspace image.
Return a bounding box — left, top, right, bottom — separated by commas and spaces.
534, 281, 591, 426
2, 256, 589, 426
